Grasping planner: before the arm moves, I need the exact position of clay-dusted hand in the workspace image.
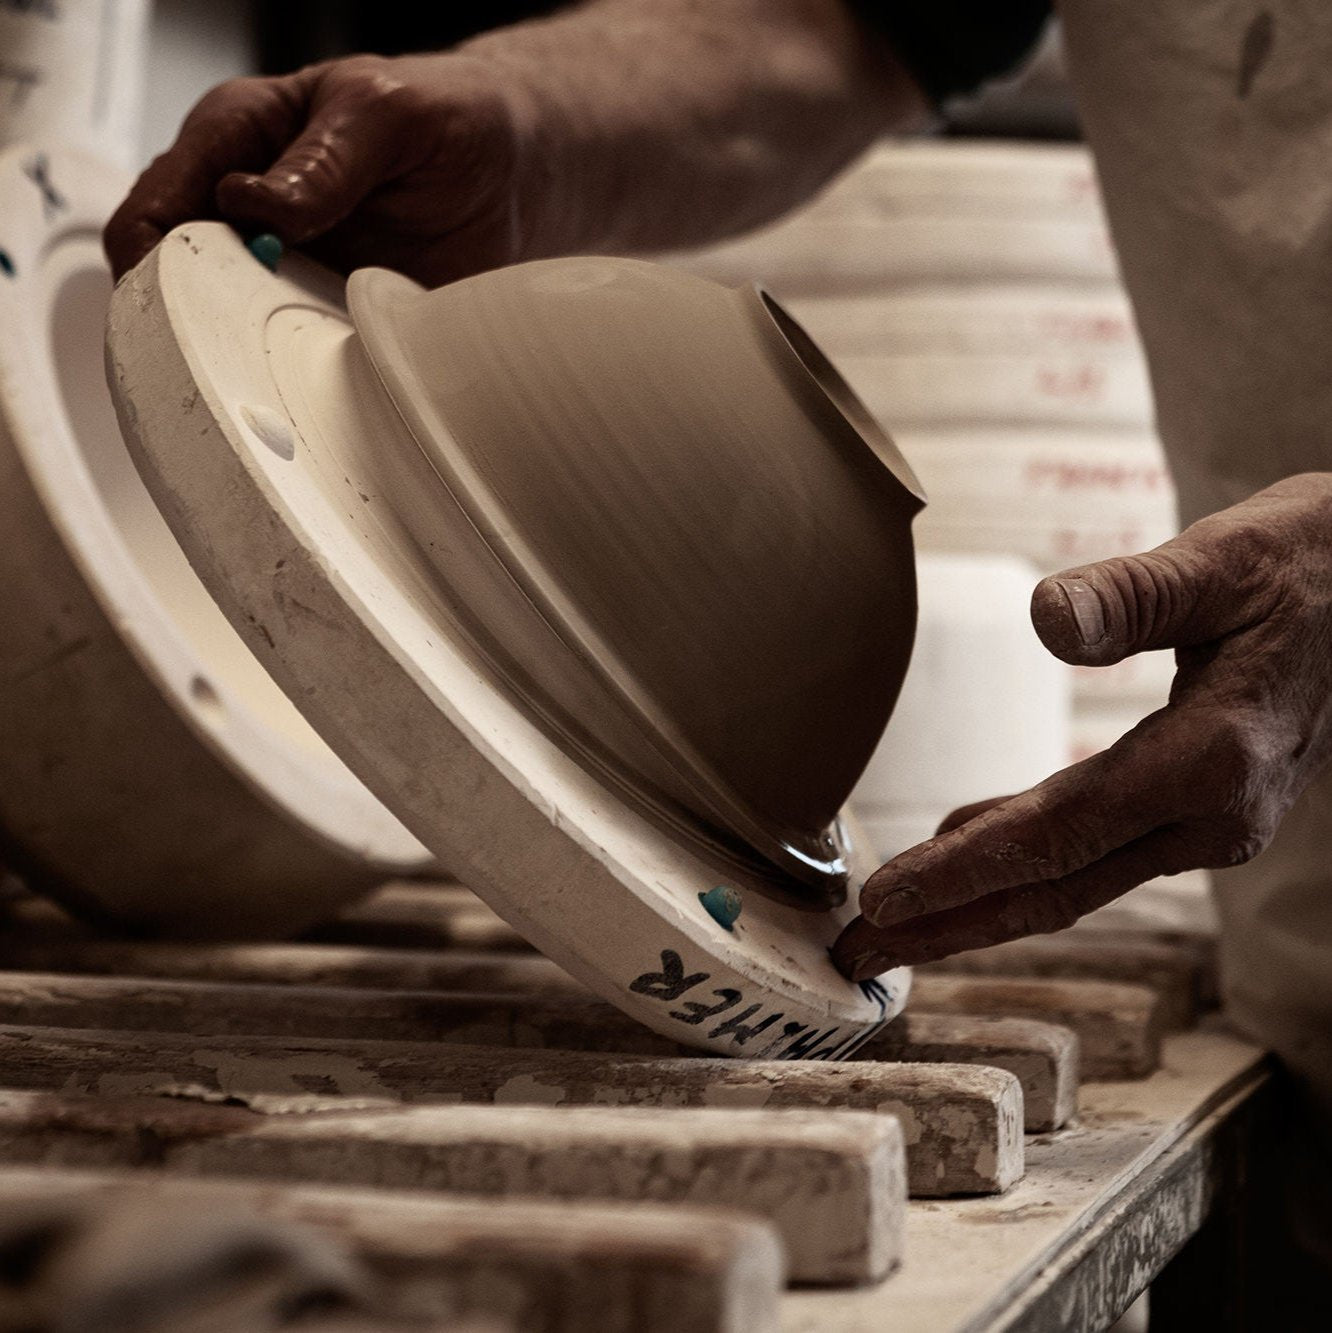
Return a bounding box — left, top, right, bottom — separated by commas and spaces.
104, 3, 923, 286
834, 474, 1332, 980
104, 54, 530, 284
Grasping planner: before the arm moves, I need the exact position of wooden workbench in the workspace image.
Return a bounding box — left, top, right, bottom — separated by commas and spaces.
782, 1028, 1269, 1331
0, 881, 1275, 1330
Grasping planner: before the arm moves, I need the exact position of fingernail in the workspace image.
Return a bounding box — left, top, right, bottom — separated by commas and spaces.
1054, 578, 1106, 647
831, 917, 897, 980
865, 883, 926, 927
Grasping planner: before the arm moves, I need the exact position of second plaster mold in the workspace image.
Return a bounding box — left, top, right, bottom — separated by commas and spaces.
0, 144, 430, 936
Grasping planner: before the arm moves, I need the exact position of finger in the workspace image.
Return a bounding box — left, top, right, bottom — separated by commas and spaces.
214, 74, 418, 244
833, 824, 1195, 979
859, 737, 1165, 928
1030, 518, 1270, 669
104, 74, 312, 277
934, 795, 1012, 837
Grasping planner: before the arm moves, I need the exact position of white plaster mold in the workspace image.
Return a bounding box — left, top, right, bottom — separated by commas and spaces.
107, 222, 911, 1055
0, 143, 429, 937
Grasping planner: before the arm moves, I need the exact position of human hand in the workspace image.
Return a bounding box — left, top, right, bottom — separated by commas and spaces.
104, 52, 534, 285
106, 2, 929, 288
834, 474, 1332, 980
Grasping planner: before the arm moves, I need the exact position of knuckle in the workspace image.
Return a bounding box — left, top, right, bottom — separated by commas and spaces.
336, 61, 436, 127
1204, 711, 1274, 774
1190, 773, 1281, 866
182, 75, 307, 150
335, 54, 392, 79
1205, 815, 1274, 869
188, 75, 276, 121
203, 74, 271, 103
1206, 805, 1279, 866
1003, 817, 1101, 880
310, 57, 436, 132
1219, 832, 1268, 867
1104, 552, 1188, 647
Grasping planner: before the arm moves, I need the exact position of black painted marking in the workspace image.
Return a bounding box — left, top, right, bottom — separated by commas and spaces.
857, 976, 891, 1020
629, 945, 884, 1059
23, 153, 67, 221
628, 950, 709, 1002
706, 1003, 773, 1045
781, 1025, 844, 1061
0, 251, 13, 279
0, 61, 41, 111
669, 988, 742, 1026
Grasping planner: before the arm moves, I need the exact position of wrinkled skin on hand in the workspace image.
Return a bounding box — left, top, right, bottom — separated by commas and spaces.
104, 54, 528, 284
104, 4, 924, 286
834, 474, 1332, 981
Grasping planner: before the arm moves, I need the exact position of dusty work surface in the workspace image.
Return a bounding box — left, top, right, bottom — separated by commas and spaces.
782, 1028, 1267, 1331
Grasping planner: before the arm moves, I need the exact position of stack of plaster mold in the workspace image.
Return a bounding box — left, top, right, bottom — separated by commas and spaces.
669, 139, 1179, 849
0, 130, 431, 935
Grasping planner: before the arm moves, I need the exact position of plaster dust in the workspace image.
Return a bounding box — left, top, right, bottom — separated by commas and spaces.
0, 1093, 906, 1285
0, 1023, 1020, 1197
0, 961, 1074, 1133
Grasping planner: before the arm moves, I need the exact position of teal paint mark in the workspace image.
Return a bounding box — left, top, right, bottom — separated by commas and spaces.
699, 885, 742, 932
247, 233, 283, 272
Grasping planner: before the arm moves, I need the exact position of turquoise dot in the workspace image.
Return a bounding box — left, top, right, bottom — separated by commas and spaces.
247, 233, 283, 272
0, 250, 14, 278
699, 885, 742, 932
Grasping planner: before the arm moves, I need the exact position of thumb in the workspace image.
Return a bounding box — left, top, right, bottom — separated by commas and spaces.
1030, 533, 1253, 667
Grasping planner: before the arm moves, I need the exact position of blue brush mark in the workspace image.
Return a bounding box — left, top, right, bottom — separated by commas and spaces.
698, 885, 742, 931
247, 233, 283, 273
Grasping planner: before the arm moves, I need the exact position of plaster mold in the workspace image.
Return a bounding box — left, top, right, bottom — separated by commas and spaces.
0, 144, 429, 936
107, 223, 918, 1054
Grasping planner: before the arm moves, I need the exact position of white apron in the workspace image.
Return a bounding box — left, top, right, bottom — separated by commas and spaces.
1060, 0, 1332, 1258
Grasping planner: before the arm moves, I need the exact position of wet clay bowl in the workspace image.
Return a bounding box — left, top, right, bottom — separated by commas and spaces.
349, 258, 925, 898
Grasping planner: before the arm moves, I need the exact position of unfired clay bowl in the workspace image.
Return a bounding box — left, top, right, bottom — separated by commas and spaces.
349, 257, 925, 898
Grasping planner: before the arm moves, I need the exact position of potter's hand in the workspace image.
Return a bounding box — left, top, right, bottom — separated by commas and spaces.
104, 53, 529, 284
105, 4, 924, 286
834, 474, 1332, 980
